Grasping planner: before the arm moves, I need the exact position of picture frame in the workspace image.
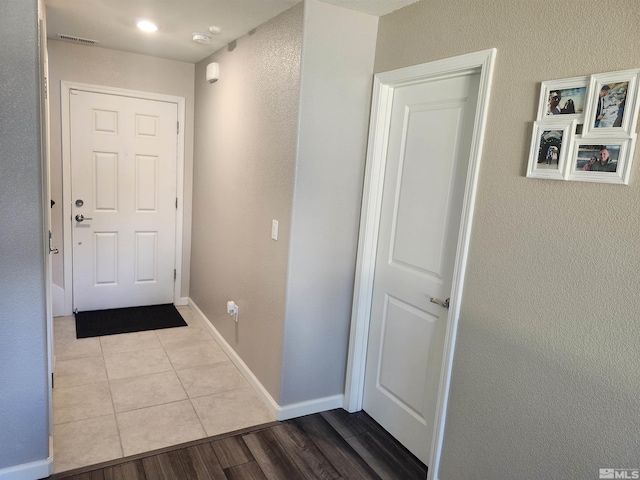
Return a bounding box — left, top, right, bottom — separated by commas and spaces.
567, 135, 637, 184
536, 76, 589, 122
582, 69, 640, 138
526, 120, 576, 180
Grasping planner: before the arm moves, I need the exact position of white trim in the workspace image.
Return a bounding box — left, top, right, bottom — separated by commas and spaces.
0, 440, 53, 480
188, 298, 280, 417
52, 283, 65, 317
188, 298, 342, 421
60, 81, 187, 315
276, 394, 344, 421
176, 296, 189, 306
343, 48, 497, 480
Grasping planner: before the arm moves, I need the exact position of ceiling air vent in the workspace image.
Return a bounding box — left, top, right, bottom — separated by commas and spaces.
56, 34, 98, 46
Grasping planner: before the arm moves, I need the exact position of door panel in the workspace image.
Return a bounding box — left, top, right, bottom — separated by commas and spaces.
94, 152, 118, 210
363, 72, 480, 464
391, 101, 465, 277
135, 232, 158, 282
136, 155, 159, 211
94, 232, 118, 285
71, 91, 178, 311
378, 295, 436, 419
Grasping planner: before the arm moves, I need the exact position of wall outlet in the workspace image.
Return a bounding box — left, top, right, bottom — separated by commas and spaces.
226, 300, 238, 322
271, 219, 278, 240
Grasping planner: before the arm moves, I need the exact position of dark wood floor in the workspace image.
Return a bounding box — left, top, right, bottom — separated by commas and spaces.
48, 409, 427, 480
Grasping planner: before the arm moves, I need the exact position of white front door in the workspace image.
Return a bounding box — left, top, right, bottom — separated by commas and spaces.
70, 90, 178, 312
362, 71, 480, 464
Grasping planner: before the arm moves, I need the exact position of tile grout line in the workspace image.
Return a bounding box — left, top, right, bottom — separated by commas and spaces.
161, 315, 212, 438
53, 305, 264, 472
101, 332, 126, 463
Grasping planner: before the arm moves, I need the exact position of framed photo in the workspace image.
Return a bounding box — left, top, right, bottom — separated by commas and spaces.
582, 69, 640, 137
567, 135, 637, 184
526, 120, 576, 180
537, 76, 588, 121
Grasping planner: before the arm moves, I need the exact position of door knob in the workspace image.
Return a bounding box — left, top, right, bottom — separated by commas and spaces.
430, 297, 450, 309
75, 214, 93, 222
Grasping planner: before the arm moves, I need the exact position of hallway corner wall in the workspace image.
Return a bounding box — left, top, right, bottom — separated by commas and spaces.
280, 0, 378, 406
0, 0, 50, 472
191, 4, 304, 403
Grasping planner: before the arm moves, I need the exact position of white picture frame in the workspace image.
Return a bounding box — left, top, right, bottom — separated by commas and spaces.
526, 120, 576, 180
567, 135, 637, 184
536, 76, 589, 122
582, 69, 640, 138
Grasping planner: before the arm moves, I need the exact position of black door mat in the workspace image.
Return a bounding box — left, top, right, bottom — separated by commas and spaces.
75, 303, 187, 338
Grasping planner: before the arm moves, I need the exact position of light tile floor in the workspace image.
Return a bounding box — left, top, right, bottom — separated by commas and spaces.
52, 305, 275, 473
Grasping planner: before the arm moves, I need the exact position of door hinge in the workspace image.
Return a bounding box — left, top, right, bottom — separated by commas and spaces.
52, 372, 54, 389
176, 197, 178, 209
174, 269, 177, 281
177, 121, 179, 134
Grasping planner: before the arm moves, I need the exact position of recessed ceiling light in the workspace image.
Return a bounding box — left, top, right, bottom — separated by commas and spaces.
209, 26, 221, 34
137, 20, 158, 33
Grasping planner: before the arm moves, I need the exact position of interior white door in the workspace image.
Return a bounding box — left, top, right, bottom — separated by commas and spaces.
70, 90, 178, 312
363, 71, 480, 464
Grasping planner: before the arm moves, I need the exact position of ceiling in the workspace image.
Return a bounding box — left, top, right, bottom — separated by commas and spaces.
45, 0, 420, 64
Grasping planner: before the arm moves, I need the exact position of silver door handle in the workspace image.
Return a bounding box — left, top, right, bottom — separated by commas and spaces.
430, 297, 450, 309
75, 214, 93, 222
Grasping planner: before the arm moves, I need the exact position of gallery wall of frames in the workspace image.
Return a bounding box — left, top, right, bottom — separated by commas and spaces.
527, 68, 640, 184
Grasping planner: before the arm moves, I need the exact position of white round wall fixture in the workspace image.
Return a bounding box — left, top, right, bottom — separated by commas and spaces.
206, 62, 219, 83
208, 26, 221, 34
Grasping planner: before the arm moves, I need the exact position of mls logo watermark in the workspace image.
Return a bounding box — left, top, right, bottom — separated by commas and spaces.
600, 468, 640, 479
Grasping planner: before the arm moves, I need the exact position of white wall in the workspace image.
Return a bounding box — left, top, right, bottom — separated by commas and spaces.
280, 0, 378, 405
375, 0, 640, 478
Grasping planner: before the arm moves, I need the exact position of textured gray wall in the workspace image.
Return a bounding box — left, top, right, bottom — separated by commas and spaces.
191, 1, 377, 406
191, 4, 304, 402
0, 0, 50, 469
47, 41, 195, 304
375, 0, 640, 478
280, 0, 377, 405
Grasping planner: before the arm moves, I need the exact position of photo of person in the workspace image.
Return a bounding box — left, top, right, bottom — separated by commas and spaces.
574, 144, 620, 172
613, 89, 626, 127
536, 129, 563, 169
593, 82, 628, 128
545, 86, 586, 116
582, 155, 597, 171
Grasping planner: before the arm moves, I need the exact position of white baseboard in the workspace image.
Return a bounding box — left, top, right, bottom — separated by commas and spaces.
52, 283, 66, 317
276, 394, 344, 421
188, 298, 345, 422
0, 437, 52, 480
187, 298, 281, 416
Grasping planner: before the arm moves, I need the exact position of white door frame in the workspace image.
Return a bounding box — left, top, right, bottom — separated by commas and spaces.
60, 81, 187, 315
343, 49, 496, 480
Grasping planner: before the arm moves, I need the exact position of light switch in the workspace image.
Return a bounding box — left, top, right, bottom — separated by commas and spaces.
271, 219, 279, 240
